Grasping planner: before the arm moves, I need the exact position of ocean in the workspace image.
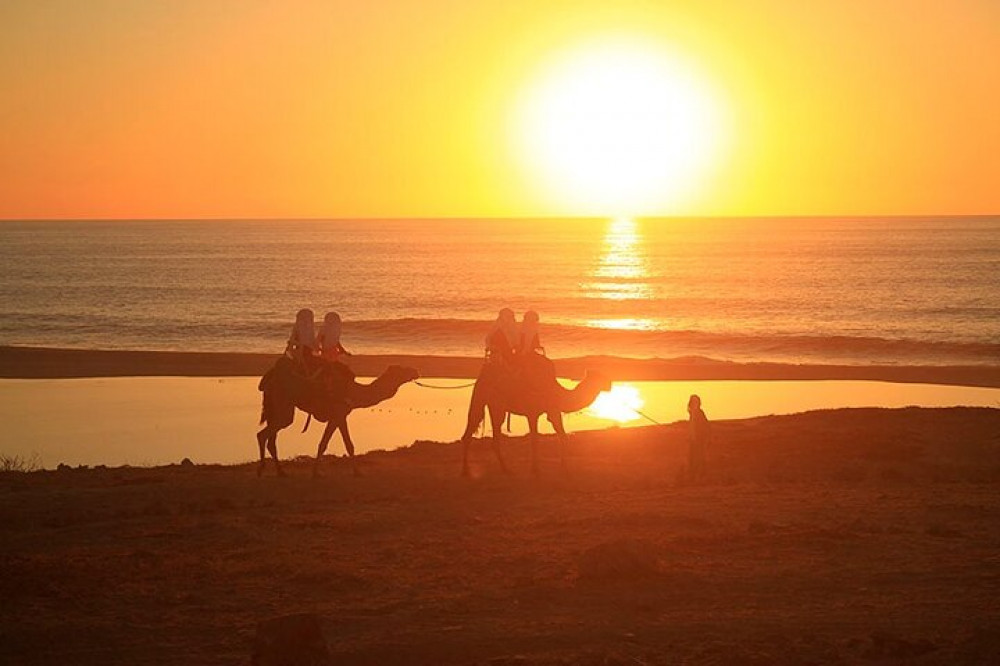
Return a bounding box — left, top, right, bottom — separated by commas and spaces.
1, 217, 997, 366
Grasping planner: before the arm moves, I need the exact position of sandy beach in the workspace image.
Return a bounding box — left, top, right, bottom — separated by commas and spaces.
2, 406, 999, 664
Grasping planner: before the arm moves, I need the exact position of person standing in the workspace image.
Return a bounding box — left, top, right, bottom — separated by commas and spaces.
687, 394, 710, 480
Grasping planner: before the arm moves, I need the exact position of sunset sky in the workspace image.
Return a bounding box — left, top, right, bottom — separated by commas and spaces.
1, 0, 997, 219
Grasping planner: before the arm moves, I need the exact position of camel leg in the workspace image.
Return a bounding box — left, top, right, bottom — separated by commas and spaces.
339, 419, 361, 477
528, 415, 541, 477
460, 406, 484, 478
460, 436, 471, 478
548, 411, 569, 474
487, 405, 510, 475
267, 433, 285, 477
313, 421, 337, 478
256, 427, 270, 477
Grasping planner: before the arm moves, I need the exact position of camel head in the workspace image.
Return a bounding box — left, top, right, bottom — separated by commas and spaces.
583, 369, 613, 394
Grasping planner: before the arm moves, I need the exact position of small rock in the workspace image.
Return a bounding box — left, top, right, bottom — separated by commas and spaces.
252, 613, 332, 666
180, 457, 194, 468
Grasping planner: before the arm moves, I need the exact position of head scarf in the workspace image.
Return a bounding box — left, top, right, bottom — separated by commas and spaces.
321, 311, 342, 346
291, 308, 316, 348
486, 308, 518, 348
520, 310, 540, 351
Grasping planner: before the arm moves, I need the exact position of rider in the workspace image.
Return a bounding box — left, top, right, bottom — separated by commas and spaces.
286, 308, 317, 368
317, 311, 351, 363
515, 309, 552, 387
485, 308, 518, 366
316, 311, 355, 397
517, 310, 544, 357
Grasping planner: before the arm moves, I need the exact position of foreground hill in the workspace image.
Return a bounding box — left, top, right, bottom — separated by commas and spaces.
2, 407, 999, 665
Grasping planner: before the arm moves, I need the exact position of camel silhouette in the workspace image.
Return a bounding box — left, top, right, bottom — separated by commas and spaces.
257, 358, 418, 477
460, 359, 612, 476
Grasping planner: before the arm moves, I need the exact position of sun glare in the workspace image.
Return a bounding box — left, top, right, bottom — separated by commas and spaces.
515, 39, 728, 215
588, 384, 645, 423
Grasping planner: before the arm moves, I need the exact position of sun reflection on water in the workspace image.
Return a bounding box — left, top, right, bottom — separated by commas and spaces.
584, 318, 657, 331
587, 383, 645, 423
581, 216, 653, 313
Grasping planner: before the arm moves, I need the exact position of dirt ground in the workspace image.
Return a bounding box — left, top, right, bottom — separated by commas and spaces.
2, 407, 1000, 665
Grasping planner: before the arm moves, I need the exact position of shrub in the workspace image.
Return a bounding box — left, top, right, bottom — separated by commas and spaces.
0, 453, 42, 473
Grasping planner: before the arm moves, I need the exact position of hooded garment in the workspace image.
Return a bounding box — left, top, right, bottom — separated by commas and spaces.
485, 308, 518, 356
519, 310, 540, 355
318, 311, 344, 361
288, 308, 316, 356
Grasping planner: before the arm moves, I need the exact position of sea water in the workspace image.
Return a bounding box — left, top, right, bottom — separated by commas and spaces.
1, 217, 998, 365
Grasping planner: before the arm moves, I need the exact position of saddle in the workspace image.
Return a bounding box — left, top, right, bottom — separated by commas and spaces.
481, 352, 558, 402
259, 356, 357, 420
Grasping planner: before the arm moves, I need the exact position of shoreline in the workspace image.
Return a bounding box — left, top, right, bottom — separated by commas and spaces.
2, 344, 999, 388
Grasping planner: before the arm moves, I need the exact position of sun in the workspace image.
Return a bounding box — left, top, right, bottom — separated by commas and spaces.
588, 384, 645, 423
514, 38, 728, 215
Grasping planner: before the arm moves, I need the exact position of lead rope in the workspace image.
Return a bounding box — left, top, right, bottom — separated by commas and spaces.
414, 380, 477, 390
634, 408, 664, 426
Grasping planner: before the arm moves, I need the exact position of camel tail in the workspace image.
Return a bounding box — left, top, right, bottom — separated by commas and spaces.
301, 413, 312, 433
463, 395, 486, 438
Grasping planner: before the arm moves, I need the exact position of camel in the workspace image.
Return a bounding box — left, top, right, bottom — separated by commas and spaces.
257, 358, 418, 477
460, 358, 612, 476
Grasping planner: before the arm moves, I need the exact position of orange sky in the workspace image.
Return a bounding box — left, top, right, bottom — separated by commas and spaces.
1, 0, 998, 218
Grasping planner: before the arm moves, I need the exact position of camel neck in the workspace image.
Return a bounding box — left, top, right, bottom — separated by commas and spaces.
558, 379, 602, 413
349, 373, 404, 409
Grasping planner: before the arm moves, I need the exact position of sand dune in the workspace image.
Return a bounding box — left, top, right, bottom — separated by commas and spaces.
2, 407, 999, 664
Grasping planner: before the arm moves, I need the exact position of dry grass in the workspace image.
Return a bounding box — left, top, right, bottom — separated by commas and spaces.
0, 452, 41, 473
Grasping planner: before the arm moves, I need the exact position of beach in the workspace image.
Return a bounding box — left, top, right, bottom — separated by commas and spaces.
4, 2, 1000, 664
3, 346, 998, 662
2, 407, 999, 664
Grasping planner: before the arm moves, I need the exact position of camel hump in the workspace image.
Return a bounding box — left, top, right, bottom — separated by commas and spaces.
259, 356, 296, 392
477, 352, 557, 394
527, 353, 556, 380
327, 360, 356, 383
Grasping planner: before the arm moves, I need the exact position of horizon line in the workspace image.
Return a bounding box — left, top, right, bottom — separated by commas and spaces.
1, 213, 998, 222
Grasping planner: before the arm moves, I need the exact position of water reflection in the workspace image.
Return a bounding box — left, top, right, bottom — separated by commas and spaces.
583, 318, 657, 331
581, 217, 655, 329
587, 383, 645, 423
